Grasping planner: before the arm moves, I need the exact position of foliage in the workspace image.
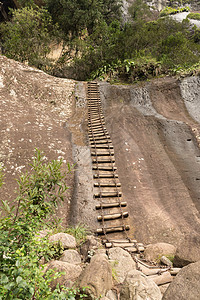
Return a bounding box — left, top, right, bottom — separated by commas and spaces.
44, 0, 122, 38
159, 6, 190, 17
128, 0, 153, 21
0, 149, 88, 299
0, 6, 57, 67
65, 223, 89, 245
187, 12, 200, 20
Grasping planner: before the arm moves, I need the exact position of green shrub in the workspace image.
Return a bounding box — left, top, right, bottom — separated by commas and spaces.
0, 149, 88, 299
187, 12, 200, 20
160, 6, 190, 17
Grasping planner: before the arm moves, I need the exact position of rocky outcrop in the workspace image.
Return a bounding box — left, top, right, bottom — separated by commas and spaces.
144, 243, 176, 263
78, 254, 113, 298
174, 234, 200, 267
80, 235, 102, 262
45, 260, 82, 289
49, 233, 76, 249
108, 247, 136, 283
120, 270, 162, 300
59, 249, 81, 265
163, 260, 200, 300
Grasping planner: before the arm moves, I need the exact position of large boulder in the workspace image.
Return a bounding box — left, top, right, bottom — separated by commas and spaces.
120, 270, 162, 300
78, 254, 113, 298
163, 260, 200, 300
108, 247, 136, 283
174, 234, 200, 267
45, 260, 82, 289
144, 243, 176, 263
49, 233, 76, 249
59, 249, 81, 265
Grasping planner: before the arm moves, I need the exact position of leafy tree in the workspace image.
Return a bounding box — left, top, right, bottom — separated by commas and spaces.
0, 6, 56, 66
45, 0, 122, 37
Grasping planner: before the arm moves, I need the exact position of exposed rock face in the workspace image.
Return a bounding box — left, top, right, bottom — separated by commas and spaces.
59, 249, 81, 264
174, 234, 200, 267
78, 254, 113, 298
45, 260, 82, 289
49, 233, 76, 249
144, 243, 176, 263
80, 235, 102, 262
163, 260, 200, 300
0, 55, 75, 225
120, 270, 162, 300
108, 247, 136, 283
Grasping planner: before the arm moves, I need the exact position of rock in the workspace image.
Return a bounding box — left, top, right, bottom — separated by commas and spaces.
45, 260, 82, 289
78, 253, 113, 298
174, 234, 200, 267
144, 243, 176, 263
162, 260, 200, 300
59, 250, 81, 265
120, 270, 162, 300
106, 289, 118, 300
108, 247, 136, 283
37, 229, 51, 239
80, 235, 102, 262
160, 256, 173, 267
159, 283, 170, 296
49, 233, 76, 249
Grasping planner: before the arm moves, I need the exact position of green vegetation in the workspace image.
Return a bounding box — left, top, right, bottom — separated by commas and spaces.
159, 6, 190, 17
187, 12, 200, 20
0, 149, 87, 299
0, 1, 200, 82
65, 223, 89, 246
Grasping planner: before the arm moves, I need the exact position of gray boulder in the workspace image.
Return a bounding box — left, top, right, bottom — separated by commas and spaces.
49, 233, 76, 249
80, 235, 102, 261
108, 247, 136, 283
59, 249, 81, 265
45, 260, 82, 289
163, 260, 200, 300
174, 234, 200, 267
78, 253, 113, 298
120, 270, 162, 300
144, 243, 176, 263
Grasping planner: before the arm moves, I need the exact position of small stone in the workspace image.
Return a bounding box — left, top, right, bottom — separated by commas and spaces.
144, 243, 176, 263
49, 232, 76, 249
160, 256, 173, 267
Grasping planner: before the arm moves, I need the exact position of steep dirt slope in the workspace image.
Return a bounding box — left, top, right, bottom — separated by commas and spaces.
100, 78, 200, 245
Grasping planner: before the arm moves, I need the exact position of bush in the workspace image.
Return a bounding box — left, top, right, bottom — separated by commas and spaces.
160, 6, 190, 17
0, 6, 57, 67
187, 12, 200, 20
0, 149, 88, 299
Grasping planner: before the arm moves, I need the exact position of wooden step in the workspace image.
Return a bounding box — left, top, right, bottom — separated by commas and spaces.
105, 241, 136, 248
89, 136, 111, 141
96, 201, 127, 209
89, 132, 109, 138
125, 246, 145, 252
94, 182, 121, 187
96, 225, 130, 234
91, 145, 114, 149
94, 174, 118, 179
93, 166, 117, 171
90, 140, 112, 145
97, 212, 128, 221
91, 152, 114, 156
92, 158, 115, 163
94, 191, 122, 198
103, 239, 137, 244
88, 126, 107, 131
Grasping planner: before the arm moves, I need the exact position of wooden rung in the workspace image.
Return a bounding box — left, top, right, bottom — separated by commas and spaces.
96, 201, 127, 209
96, 225, 130, 234
97, 212, 128, 221
94, 174, 118, 179
88, 116, 104, 121
88, 127, 107, 131
91, 152, 114, 156
93, 166, 117, 171
91, 145, 114, 149
105, 242, 136, 248
92, 158, 115, 163
103, 239, 137, 244
94, 182, 121, 187
125, 246, 145, 252
90, 140, 112, 145
94, 192, 122, 198
90, 136, 111, 141
89, 132, 109, 138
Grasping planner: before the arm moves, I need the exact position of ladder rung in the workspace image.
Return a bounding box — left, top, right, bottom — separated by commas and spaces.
91, 152, 114, 156
97, 212, 128, 221
94, 174, 118, 178
94, 182, 121, 187
94, 192, 122, 198
93, 166, 117, 171
90, 140, 112, 145
96, 201, 127, 209
96, 225, 130, 234
92, 158, 115, 163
